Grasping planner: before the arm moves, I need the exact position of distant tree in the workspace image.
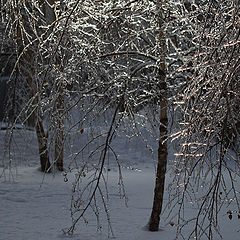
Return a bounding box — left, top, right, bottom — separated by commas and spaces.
14, 1, 52, 172
2, 0, 67, 172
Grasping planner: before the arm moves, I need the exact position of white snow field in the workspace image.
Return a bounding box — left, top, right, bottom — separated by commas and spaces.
0, 127, 239, 240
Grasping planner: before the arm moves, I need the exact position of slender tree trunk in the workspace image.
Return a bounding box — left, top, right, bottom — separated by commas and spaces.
42, 0, 56, 25
16, 21, 52, 173
149, 83, 168, 231
54, 91, 64, 171
43, 0, 64, 171
35, 116, 51, 172
149, 0, 168, 231
55, 126, 64, 171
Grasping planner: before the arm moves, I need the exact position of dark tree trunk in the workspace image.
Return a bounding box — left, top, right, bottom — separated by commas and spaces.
55, 130, 64, 171
149, 0, 168, 231
149, 96, 168, 231
16, 20, 52, 173
35, 119, 51, 173
43, 0, 64, 172
54, 93, 64, 172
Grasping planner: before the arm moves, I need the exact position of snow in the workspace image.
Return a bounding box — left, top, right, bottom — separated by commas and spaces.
0, 128, 239, 240
0, 167, 173, 240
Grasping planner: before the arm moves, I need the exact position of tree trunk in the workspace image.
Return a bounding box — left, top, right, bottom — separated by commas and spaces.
44, 0, 64, 171
43, 0, 56, 25
149, 0, 168, 231
35, 118, 51, 172
54, 92, 64, 171
149, 85, 168, 231
16, 20, 52, 173
55, 126, 64, 171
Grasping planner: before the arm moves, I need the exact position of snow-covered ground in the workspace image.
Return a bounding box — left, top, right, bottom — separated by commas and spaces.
0, 127, 239, 240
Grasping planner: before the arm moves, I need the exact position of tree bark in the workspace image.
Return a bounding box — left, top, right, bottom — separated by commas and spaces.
54, 92, 64, 171
35, 118, 51, 172
149, 85, 168, 231
149, 0, 168, 231
44, 0, 65, 171
43, 0, 56, 25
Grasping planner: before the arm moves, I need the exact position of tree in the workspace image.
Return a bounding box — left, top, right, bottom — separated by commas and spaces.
43, 0, 65, 171
167, 0, 240, 239
2, 0, 68, 172
48, 0, 173, 234
13, 1, 52, 172
149, 0, 169, 231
